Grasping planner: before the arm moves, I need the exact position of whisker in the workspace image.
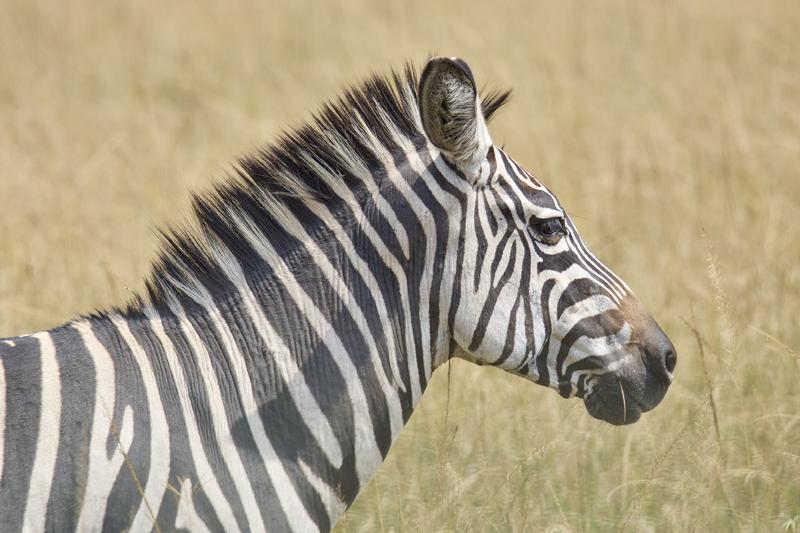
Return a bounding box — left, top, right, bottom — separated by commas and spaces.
618, 379, 627, 424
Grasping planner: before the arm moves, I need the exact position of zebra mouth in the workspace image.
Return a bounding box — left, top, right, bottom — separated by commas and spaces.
583, 374, 649, 426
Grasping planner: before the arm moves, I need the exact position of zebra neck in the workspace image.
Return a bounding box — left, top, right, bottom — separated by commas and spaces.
143, 187, 456, 515
33, 144, 467, 529
80, 220, 451, 519
0, 164, 464, 531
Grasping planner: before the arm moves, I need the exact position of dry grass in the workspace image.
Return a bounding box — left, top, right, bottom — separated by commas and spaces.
1, 0, 799, 531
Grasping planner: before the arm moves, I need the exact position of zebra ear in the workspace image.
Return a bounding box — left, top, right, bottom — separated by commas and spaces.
418, 57, 492, 180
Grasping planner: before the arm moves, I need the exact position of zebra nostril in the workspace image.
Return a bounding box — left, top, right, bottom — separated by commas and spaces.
642, 325, 676, 384
664, 348, 677, 374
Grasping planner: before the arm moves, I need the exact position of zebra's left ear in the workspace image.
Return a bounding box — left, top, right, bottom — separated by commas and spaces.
418, 57, 493, 180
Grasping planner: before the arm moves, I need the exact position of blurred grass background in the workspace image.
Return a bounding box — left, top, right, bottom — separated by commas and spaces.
1, 0, 799, 531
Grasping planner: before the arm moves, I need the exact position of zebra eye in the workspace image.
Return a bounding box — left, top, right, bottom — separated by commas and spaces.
533, 217, 565, 243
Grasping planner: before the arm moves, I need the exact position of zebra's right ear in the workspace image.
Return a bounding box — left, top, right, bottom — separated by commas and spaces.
418, 57, 492, 180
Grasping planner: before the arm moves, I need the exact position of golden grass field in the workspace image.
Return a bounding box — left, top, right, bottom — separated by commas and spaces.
1, 0, 799, 530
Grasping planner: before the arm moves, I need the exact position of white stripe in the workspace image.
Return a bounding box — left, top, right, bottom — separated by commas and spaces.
503, 173, 563, 222
551, 294, 620, 377
314, 130, 411, 260
1, 339, 15, 347
469, 194, 498, 297
143, 310, 242, 533
566, 227, 627, 302
352, 114, 428, 399
258, 202, 404, 438
557, 295, 619, 337
542, 264, 600, 320
533, 265, 594, 389
110, 317, 171, 533
583, 248, 630, 298
75, 321, 135, 532
202, 243, 342, 477
413, 156, 461, 362
23, 332, 61, 532
226, 217, 383, 488
284, 154, 407, 395
297, 458, 346, 525
563, 325, 633, 396
380, 120, 469, 372
367, 112, 437, 378
565, 216, 631, 297
168, 278, 319, 533
322, 191, 416, 390
572, 242, 627, 302
312, 198, 408, 396
474, 245, 523, 362
175, 478, 213, 533
167, 304, 266, 533
420, 153, 471, 369
491, 234, 516, 288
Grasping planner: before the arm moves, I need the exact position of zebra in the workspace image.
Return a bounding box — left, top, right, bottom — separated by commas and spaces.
0, 57, 676, 532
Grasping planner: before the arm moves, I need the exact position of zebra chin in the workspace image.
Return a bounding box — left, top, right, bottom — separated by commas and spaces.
583, 369, 671, 426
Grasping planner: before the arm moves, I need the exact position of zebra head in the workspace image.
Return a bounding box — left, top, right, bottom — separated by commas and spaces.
419, 57, 675, 424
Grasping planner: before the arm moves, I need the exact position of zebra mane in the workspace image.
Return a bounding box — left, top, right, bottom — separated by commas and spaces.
115, 62, 510, 317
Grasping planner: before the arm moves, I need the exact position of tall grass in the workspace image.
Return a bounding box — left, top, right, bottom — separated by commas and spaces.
1, 0, 798, 530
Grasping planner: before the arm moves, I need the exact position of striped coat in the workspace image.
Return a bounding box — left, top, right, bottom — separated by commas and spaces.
0, 57, 675, 532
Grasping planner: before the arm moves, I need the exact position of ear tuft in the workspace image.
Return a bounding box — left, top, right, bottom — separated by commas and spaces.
418, 57, 492, 179
481, 88, 512, 122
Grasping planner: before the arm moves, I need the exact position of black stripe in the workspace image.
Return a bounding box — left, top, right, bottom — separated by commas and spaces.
0, 335, 42, 532
556, 278, 613, 320
386, 148, 430, 392
565, 217, 627, 297
447, 178, 468, 352
158, 310, 251, 533
493, 235, 536, 368
200, 291, 298, 532
45, 326, 95, 532
472, 196, 489, 293
468, 239, 518, 352
285, 181, 415, 420
228, 238, 362, 517
126, 313, 227, 533
421, 157, 464, 360
488, 293, 522, 367
535, 279, 557, 386
89, 318, 153, 533
519, 236, 538, 364
556, 310, 626, 396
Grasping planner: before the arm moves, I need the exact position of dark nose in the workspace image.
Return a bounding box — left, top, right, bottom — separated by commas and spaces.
642, 323, 677, 385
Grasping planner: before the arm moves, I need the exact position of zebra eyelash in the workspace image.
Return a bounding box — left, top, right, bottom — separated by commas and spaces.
529, 216, 567, 245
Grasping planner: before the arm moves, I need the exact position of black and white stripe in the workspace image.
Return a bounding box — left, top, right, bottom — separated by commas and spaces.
0, 57, 673, 532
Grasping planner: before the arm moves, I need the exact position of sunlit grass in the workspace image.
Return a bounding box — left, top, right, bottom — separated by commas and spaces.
1, 0, 798, 530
